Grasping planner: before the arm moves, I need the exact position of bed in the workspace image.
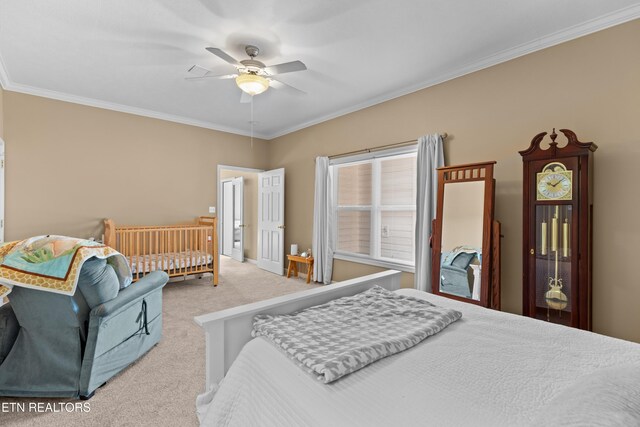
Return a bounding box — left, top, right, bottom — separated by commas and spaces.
194, 270, 640, 426
104, 216, 218, 285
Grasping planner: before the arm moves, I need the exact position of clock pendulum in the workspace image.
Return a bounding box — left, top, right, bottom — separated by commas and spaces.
544, 206, 568, 320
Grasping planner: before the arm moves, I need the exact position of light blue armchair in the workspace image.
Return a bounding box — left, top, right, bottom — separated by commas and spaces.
440, 251, 477, 298
0, 257, 168, 399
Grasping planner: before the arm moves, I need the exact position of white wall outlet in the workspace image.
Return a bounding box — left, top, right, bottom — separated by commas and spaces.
209, 206, 216, 214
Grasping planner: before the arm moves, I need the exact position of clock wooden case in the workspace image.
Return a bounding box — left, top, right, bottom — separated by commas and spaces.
519, 129, 596, 330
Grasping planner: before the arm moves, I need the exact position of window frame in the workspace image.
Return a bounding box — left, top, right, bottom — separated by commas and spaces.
330, 146, 417, 273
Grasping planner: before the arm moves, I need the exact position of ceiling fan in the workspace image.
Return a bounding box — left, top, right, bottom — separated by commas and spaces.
187, 45, 307, 103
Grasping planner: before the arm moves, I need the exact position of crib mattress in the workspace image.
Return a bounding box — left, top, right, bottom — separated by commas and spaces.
126, 251, 213, 275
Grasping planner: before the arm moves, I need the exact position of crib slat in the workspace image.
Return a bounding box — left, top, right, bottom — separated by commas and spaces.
142, 230, 146, 279
155, 230, 159, 276
162, 229, 166, 273
182, 228, 185, 275
214, 218, 219, 285
187, 228, 191, 274
202, 227, 205, 274
190, 227, 194, 274
136, 231, 140, 281
173, 229, 177, 277
128, 231, 134, 276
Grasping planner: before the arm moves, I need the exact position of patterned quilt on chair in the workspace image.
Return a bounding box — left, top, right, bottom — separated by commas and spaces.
252, 285, 462, 383
0, 235, 132, 299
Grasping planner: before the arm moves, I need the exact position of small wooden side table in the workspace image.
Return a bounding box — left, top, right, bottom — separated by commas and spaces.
286, 255, 314, 284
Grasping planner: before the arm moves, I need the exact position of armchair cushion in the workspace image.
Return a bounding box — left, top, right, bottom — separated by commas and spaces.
78, 257, 119, 308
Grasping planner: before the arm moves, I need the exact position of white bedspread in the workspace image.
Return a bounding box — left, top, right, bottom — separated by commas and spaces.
200, 289, 640, 427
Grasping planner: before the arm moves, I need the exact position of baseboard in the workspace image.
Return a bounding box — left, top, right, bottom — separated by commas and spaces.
242, 258, 298, 278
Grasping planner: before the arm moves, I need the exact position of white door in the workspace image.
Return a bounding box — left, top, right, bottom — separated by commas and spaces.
231, 177, 244, 262
222, 180, 234, 257
257, 168, 285, 275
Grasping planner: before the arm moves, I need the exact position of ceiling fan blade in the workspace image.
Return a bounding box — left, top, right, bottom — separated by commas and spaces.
269, 78, 306, 94
264, 60, 307, 75
185, 73, 237, 81
205, 47, 242, 67
240, 91, 252, 104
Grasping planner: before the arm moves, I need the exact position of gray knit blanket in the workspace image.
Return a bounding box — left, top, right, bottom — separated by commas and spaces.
252, 285, 462, 383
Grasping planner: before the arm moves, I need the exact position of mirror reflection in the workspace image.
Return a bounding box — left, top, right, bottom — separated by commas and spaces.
439, 181, 485, 300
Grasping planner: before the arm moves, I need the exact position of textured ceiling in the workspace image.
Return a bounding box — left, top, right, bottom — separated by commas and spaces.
1, 0, 639, 138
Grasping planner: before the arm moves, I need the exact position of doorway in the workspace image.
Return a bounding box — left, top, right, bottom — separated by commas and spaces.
221, 177, 244, 262
217, 165, 286, 276
218, 166, 260, 265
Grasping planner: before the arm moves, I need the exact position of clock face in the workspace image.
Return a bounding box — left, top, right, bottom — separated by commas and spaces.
536, 171, 572, 200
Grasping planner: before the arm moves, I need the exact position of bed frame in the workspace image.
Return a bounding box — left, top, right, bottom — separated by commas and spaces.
193, 269, 402, 392
104, 216, 218, 285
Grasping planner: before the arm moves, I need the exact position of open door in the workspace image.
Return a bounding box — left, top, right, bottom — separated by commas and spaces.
257, 168, 285, 275
231, 177, 244, 262
222, 180, 234, 257
221, 177, 244, 262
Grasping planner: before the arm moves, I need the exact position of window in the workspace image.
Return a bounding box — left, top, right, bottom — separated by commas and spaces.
331, 149, 417, 271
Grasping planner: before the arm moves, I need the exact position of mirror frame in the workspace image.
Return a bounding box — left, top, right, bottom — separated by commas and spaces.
431, 161, 498, 308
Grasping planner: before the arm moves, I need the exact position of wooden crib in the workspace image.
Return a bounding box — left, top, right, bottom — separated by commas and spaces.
103, 217, 218, 285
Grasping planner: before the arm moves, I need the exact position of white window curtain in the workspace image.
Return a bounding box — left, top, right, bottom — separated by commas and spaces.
312, 156, 334, 284
414, 134, 444, 291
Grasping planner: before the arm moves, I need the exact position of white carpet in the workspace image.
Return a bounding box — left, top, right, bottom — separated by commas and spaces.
1, 257, 321, 426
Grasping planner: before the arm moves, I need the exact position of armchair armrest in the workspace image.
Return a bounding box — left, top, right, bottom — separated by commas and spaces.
80, 271, 168, 397
90, 271, 168, 318
0, 304, 18, 364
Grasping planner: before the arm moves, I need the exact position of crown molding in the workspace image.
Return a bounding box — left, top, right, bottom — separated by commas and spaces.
0, 48, 270, 139
265, 5, 640, 139
3, 80, 270, 139
1, 5, 639, 141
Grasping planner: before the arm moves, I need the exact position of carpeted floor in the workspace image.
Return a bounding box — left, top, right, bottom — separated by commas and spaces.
1, 257, 320, 426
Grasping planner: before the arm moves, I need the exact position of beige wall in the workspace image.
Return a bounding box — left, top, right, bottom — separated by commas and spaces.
219, 168, 259, 260
269, 20, 640, 342
3, 92, 269, 241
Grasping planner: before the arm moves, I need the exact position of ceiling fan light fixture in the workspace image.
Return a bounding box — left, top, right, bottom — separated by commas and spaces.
235, 73, 269, 96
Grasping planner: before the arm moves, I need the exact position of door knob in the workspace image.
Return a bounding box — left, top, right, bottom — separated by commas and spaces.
239, 224, 247, 228
278, 225, 286, 229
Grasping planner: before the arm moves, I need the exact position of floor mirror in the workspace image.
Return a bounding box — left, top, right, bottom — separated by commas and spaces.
431, 161, 501, 309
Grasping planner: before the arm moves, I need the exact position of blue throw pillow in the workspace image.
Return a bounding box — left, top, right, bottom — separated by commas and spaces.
78, 257, 119, 308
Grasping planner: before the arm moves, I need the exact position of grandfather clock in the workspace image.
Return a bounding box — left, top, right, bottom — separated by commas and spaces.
520, 129, 596, 330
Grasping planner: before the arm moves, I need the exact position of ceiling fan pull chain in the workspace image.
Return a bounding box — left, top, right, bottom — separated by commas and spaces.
250, 96, 254, 149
